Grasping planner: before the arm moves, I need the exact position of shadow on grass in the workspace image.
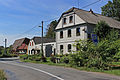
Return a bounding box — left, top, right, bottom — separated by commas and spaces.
112, 66, 120, 70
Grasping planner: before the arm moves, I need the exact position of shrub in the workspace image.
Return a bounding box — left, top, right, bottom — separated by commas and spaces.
40, 56, 47, 62
19, 54, 28, 60
72, 39, 120, 70
50, 56, 56, 63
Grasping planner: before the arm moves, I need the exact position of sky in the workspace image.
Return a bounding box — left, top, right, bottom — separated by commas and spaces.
0, 0, 111, 47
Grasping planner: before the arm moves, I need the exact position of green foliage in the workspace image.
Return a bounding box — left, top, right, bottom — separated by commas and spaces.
106, 29, 119, 41
101, 0, 120, 21
0, 70, 7, 80
94, 21, 111, 40
71, 39, 120, 70
0, 53, 18, 58
114, 48, 120, 61
20, 54, 47, 62
45, 20, 57, 38
94, 21, 119, 41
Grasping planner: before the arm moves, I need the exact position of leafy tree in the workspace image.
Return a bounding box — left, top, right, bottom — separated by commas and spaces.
106, 29, 119, 41
94, 21, 111, 40
6, 45, 13, 54
0, 46, 4, 54
45, 20, 57, 38
94, 21, 119, 41
101, 0, 120, 21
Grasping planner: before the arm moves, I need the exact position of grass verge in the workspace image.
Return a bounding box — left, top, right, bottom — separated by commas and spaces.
0, 70, 7, 80
21, 60, 120, 76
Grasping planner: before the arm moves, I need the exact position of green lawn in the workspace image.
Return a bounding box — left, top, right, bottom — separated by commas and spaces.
0, 70, 7, 80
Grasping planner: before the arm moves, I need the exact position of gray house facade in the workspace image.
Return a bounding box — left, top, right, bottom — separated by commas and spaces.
55, 7, 120, 55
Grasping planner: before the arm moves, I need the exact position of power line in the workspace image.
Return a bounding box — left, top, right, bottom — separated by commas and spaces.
12, 23, 41, 39
82, 0, 101, 9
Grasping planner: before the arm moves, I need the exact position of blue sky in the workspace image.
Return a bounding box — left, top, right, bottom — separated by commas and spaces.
0, 0, 111, 46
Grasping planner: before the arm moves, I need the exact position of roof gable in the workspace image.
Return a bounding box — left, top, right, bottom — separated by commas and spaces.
56, 7, 120, 30
12, 38, 30, 50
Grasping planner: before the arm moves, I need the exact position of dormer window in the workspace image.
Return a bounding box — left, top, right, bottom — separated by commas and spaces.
60, 31, 63, 38
63, 18, 66, 24
69, 16, 73, 23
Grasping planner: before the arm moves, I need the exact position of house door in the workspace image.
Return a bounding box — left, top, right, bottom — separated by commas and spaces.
45, 44, 52, 57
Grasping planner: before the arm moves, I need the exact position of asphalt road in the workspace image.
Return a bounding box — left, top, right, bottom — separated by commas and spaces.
0, 58, 120, 80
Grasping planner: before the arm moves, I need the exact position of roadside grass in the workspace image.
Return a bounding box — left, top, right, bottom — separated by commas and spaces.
20, 59, 120, 76
112, 62, 120, 65
0, 70, 7, 80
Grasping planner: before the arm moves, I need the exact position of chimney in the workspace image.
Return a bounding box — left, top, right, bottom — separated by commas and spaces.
89, 9, 94, 14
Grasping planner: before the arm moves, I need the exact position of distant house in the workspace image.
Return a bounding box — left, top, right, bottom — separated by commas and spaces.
55, 7, 120, 54
12, 38, 30, 54
27, 37, 56, 57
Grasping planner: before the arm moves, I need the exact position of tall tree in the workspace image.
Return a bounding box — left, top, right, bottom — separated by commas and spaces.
45, 20, 57, 38
101, 0, 120, 21
94, 21, 119, 41
94, 21, 111, 40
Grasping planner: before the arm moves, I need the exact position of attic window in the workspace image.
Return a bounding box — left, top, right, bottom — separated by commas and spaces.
69, 16, 73, 23
63, 18, 66, 24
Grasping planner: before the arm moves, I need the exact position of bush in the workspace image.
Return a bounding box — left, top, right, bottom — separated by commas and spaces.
19, 54, 47, 62
50, 56, 56, 63
20, 54, 28, 60
40, 56, 47, 62
72, 39, 120, 70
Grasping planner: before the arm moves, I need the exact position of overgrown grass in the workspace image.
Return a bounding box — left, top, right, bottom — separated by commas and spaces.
112, 62, 120, 65
0, 70, 7, 80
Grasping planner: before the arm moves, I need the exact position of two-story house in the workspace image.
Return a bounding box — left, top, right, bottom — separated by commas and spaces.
55, 7, 120, 55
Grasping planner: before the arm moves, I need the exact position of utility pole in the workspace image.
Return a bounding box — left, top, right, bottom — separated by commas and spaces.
41, 21, 44, 56
4, 39, 7, 54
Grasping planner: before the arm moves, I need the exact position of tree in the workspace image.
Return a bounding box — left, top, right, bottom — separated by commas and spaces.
101, 0, 120, 21
0, 46, 4, 54
45, 20, 57, 38
94, 21, 119, 41
94, 21, 111, 40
